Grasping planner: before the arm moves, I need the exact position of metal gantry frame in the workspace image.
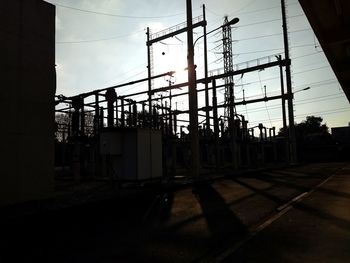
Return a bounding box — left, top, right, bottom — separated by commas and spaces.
55, 56, 289, 173
55, 59, 290, 130
54, 0, 297, 179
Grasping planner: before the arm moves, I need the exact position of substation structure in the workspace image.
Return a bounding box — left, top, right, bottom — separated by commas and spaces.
54, 2, 295, 182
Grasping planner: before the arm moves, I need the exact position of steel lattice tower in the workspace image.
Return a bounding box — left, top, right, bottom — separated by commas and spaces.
222, 16, 235, 120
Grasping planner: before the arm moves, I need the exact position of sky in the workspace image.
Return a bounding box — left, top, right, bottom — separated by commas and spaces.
48, 0, 350, 132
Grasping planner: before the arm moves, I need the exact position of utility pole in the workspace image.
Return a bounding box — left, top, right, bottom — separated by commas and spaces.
146, 27, 152, 125
186, 0, 200, 177
94, 93, 99, 134
106, 89, 117, 128
281, 0, 297, 163
80, 99, 85, 136
167, 78, 174, 135
278, 55, 287, 131
278, 55, 289, 161
203, 4, 210, 133
212, 79, 219, 169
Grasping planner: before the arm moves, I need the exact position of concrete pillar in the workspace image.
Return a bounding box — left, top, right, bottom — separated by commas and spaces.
0, 0, 55, 206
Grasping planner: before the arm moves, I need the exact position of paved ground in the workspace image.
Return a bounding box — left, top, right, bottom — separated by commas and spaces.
220, 163, 350, 263
0, 162, 349, 262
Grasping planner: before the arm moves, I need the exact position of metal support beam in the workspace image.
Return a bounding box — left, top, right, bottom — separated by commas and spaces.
147, 20, 206, 46
212, 79, 219, 169
147, 27, 153, 122
121, 98, 125, 128
187, 0, 200, 177
115, 98, 119, 127
67, 71, 173, 101
106, 89, 117, 128
278, 55, 287, 131
133, 101, 137, 127
281, 0, 297, 163
128, 101, 132, 126
173, 112, 177, 136
94, 94, 99, 134
142, 102, 146, 127
203, 4, 210, 132
278, 55, 289, 161
145, 60, 286, 97
177, 94, 285, 114
80, 99, 85, 136
99, 107, 104, 129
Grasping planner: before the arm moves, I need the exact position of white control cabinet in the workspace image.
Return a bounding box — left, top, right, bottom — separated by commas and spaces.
100, 128, 162, 181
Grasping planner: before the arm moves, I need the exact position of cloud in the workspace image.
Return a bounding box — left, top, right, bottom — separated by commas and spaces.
56, 16, 63, 30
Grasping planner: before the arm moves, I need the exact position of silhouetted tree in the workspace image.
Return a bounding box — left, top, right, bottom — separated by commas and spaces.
55, 110, 94, 141
279, 115, 329, 138
84, 111, 94, 136
296, 116, 329, 136
55, 113, 70, 142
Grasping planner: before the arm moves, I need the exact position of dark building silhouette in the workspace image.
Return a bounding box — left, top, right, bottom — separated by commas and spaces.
299, 0, 350, 102
332, 126, 350, 145
0, 0, 55, 205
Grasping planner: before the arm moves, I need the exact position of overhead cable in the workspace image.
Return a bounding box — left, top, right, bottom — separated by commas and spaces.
48, 2, 185, 19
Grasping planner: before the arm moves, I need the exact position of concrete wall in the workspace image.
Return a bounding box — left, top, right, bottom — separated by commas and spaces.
0, 0, 56, 206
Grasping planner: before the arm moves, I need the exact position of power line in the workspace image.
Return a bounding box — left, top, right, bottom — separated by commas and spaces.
291, 43, 319, 49
236, 92, 345, 115
234, 43, 318, 55
292, 59, 328, 70
209, 53, 326, 80
48, 2, 185, 19
206, 17, 282, 38
235, 2, 298, 16
279, 71, 334, 88
236, 4, 281, 16
296, 94, 344, 105
237, 14, 303, 28
206, 2, 300, 33
56, 30, 144, 44
236, 28, 311, 42
247, 108, 350, 126
205, 0, 267, 32
206, 68, 335, 94
177, 91, 348, 124
292, 52, 324, 60
206, 7, 221, 17
215, 87, 344, 115
296, 79, 338, 88
225, 76, 337, 102
121, 81, 147, 94
230, 0, 258, 15
295, 108, 350, 118
293, 65, 330, 75
103, 64, 147, 86
258, 71, 273, 126
206, 0, 259, 20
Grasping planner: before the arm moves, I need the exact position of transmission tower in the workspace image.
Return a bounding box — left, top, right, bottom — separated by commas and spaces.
222, 16, 235, 120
